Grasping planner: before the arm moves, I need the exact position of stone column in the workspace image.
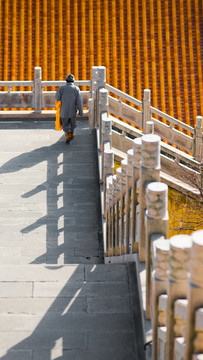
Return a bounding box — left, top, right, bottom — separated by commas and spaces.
139, 134, 161, 262
146, 182, 168, 319
126, 149, 133, 253
132, 137, 142, 251
116, 167, 122, 255
142, 89, 151, 133
34, 67, 42, 113
152, 238, 170, 360
120, 159, 127, 255
166, 235, 192, 360
184, 229, 203, 360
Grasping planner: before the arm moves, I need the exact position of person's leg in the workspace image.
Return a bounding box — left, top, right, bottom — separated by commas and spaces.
61, 118, 72, 143
69, 117, 76, 140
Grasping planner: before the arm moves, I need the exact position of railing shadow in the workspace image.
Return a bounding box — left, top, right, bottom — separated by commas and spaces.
0, 120, 110, 358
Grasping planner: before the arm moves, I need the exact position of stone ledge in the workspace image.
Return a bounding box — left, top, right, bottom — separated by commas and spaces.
0, 109, 89, 120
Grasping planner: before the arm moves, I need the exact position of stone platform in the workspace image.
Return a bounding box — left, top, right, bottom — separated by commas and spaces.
0, 119, 143, 360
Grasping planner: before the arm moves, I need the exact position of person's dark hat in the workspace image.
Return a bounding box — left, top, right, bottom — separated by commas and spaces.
66, 74, 75, 82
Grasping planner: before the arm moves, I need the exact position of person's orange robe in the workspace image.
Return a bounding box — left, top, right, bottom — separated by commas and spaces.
55, 101, 62, 131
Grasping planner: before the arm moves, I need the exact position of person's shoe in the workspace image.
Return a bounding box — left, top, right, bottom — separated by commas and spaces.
65, 133, 71, 143
70, 131, 74, 140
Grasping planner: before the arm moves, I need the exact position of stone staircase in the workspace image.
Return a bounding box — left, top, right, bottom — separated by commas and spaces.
0, 118, 143, 359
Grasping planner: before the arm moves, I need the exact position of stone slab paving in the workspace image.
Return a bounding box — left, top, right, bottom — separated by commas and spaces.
0, 119, 103, 265
0, 119, 140, 359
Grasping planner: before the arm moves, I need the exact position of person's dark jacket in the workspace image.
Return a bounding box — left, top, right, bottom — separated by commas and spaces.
55, 82, 83, 118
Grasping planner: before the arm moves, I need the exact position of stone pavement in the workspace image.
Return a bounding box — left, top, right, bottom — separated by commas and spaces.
0, 119, 142, 360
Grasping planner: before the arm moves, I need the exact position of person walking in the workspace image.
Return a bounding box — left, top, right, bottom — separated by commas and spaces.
55, 73, 83, 143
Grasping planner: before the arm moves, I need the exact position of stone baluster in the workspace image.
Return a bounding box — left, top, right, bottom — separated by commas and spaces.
158, 324, 167, 360
105, 177, 111, 256
112, 175, 117, 256
173, 337, 185, 360
115, 167, 122, 256
34, 67, 42, 113
166, 235, 192, 360
139, 134, 161, 262
152, 238, 170, 360
173, 299, 188, 360
174, 299, 188, 338
158, 294, 168, 359
120, 159, 127, 255
108, 178, 113, 256
132, 137, 142, 252
103, 148, 114, 218
101, 111, 111, 159
146, 182, 168, 319
126, 149, 133, 253
185, 229, 203, 360
193, 308, 203, 354
99, 88, 109, 151
88, 98, 94, 130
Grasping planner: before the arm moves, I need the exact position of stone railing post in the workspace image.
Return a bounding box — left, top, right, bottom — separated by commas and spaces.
112, 175, 117, 256
116, 167, 122, 256
139, 134, 161, 262
142, 89, 151, 133
106, 176, 113, 257
101, 111, 111, 155
126, 149, 133, 253
103, 147, 114, 218
146, 182, 168, 319
88, 98, 94, 130
166, 235, 192, 360
184, 229, 203, 360
92, 66, 106, 128
132, 137, 142, 252
99, 88, 109, 150
194, 116, 203, 162
34, 67, 42, 113
152, 239, 170, 360
120, 159, 127, 255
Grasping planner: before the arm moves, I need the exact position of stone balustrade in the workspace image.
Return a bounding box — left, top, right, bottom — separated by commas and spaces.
93, 68, 203, 360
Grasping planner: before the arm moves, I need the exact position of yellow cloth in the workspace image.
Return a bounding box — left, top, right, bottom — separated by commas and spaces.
55, 100, 62, 131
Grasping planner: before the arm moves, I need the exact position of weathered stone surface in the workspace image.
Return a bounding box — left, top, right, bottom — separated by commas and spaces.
0, 119, 139, 359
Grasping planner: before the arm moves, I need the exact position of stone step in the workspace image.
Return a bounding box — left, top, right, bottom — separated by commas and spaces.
0, 264, 138, 359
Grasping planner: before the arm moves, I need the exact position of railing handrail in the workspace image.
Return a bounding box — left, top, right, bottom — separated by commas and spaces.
0, 81, 34, 87
106, 83, 195, 136
105, 83, 143, 107
151, 106, 195, 134
0, 80, 91, 89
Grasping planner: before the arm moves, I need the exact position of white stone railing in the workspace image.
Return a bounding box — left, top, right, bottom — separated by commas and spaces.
0, 67, 91, 113
89, 66, 203, 360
